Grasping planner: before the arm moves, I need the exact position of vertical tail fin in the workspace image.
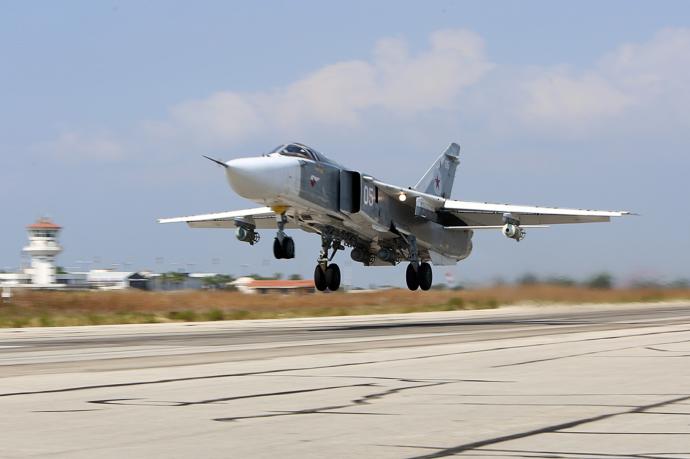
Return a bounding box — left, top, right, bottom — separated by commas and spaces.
413, 142, 460, 199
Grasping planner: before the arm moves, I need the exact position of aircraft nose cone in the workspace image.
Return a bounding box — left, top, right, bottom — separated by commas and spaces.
225, 156, 300, 201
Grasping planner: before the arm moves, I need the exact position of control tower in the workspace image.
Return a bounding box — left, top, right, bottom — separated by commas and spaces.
22, 218, 63, 286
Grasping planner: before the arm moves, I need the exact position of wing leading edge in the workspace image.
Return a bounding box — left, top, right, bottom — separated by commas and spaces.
443, 200, 631, 226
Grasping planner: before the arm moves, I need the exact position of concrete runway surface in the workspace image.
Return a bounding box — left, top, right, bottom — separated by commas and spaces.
1, 302, 689, 458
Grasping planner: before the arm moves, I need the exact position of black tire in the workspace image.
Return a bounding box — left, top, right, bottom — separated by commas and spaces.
326, 264, 341, 291
281, 237, 295, 259
418, 262, 433, 291
273, 238, 284, 259
314, 265, 327, 291
406, 263, 419, 291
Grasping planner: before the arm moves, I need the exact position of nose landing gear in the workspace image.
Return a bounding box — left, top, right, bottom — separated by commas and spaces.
273, 237, 295, 259
273, 212, 295, 259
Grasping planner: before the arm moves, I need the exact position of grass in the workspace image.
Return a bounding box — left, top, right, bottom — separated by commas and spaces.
0, 285, 689, 328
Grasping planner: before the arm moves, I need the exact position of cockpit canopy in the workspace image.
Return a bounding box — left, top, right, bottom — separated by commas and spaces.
268, 143, 330, 163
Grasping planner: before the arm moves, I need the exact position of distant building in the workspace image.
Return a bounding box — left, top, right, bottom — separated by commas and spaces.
232, 277, 315, 294
147, 273, 219, 291
86, 270, 149, 290
0, 218, 226, 292
0, 272, 30, 286
0, 218, 67, 288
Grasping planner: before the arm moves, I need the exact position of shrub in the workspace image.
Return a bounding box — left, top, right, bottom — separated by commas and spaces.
545, 276, 576, 287
587, 273, 614, 289
206, 309, 225, 321
447, 297, 466, 308
167, 310, 198, 321
518, 273, 539, 285
226, 310, 250, 320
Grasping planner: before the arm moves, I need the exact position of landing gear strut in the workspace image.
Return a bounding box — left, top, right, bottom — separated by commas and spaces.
313, 229, 342, 291
403, 234, 432, 291
273, 213, 295, 259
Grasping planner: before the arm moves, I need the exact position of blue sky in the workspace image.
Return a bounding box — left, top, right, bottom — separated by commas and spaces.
2, 1, 688, 286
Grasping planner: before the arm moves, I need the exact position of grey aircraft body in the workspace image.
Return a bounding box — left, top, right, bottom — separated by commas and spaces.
160, 143, 629, 291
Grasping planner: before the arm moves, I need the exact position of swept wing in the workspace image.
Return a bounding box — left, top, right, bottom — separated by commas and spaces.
443, 200, 630, 226
369, 177, 629, 226
158, 207, 297, 229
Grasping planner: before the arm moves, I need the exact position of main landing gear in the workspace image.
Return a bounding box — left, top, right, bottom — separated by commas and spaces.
406, 262, 433, 291
313, 230, 342, 292
273, 213, 295, 259
314, 263, 341, 292
403, 234, 433, 291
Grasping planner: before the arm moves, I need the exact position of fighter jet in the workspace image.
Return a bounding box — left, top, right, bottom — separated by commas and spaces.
160, 142, 630, 291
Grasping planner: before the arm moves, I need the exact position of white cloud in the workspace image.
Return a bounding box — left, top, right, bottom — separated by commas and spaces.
603, 28, 690, 88
271, 60, 378, 128
148, 29, 493, 148
169, 92, 263, 145
36, 131, 125, 162
520, 73, 633, 124
39, 27, 690, 158
373, 29, 493, 112
156, 26, 690, 147
516, 28, 690, 131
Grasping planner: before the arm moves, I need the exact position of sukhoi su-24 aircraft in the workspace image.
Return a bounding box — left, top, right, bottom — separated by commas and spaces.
160, 142, 630, 291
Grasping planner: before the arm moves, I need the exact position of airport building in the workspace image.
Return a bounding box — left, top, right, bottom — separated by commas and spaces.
0, 218, 221, 292
1, 218, 311, 294
0, 218, 74, 288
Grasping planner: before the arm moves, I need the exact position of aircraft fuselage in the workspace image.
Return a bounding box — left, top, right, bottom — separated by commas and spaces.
224, 152, 472, 265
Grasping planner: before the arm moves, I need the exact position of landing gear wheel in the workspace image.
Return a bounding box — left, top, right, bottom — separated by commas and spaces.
281, 237, 295, 259
418, 262, 433, 291
326, 264, 341, 291
314, 265, 327, 292
273, 238, 284, 259
406, 263, 419, 291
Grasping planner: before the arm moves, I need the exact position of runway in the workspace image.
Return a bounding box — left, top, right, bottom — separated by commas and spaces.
1, 302, 689, 458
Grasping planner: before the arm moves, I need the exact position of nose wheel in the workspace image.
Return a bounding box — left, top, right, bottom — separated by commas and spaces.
406, 262, 432, 291
273, 212, 295, 259
273, 236, 295, 259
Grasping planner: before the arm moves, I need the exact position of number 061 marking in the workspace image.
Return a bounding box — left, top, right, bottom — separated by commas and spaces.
362, 184, 376, 206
